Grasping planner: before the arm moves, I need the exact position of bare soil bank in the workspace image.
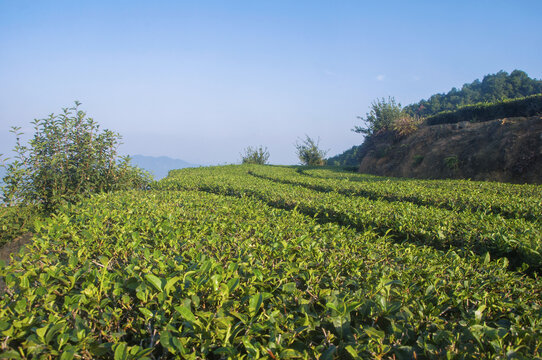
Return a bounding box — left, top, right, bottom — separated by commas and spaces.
0, 233, 32, 294
358, 116, 542, 184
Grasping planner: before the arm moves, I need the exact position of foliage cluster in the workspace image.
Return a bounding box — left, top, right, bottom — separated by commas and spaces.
0, 205, 38, 246
444, 155, 459, 171
240, 146, 270, 165
404, 70, 542, 117
0, 103, 152, 212
1, 165, 541, 358
353, 97, 422, 138
391, 114, 423, 137
352, 97, 403, 136
412, 154, 424, 166
425, 94, 542, 125
295, 136, 327, 166
326, 145, 364, 167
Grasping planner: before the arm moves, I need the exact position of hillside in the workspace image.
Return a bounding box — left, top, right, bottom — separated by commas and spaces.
355, 94, 542, 184
329, 70, 542, 167
404, 69, 542, 117
358, 115, 542, 183
1, 165, 541, 358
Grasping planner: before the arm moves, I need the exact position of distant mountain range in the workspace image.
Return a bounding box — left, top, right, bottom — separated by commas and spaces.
129, 155, 199, 180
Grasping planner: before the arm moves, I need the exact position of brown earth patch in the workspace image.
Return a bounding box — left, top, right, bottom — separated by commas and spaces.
358, 116, 542, 183
0, 232, 32, 294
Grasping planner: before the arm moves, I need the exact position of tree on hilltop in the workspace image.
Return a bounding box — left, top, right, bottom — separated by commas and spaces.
352, 97, 404, 136
241, 146, 270, 165
295, 136, 327, 166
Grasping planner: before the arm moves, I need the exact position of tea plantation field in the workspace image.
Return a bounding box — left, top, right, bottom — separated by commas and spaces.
1, 165, 541, 359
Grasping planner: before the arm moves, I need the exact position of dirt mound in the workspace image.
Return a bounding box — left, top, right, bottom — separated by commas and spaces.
358, 116, 542, 183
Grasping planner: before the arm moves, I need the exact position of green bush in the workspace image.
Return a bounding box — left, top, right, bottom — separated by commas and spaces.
1, 102, 152, 212
412, 154, 424, 166
444, 155, 459, 170
353, 97, 404, 135
0, 205, 38, 247
426, 94, 542, 125
327, 145, 364, 167
295, 136, 327, 166
241, 146, 270, 165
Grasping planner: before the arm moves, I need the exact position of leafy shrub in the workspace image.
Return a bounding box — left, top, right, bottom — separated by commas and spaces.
295, 136, 327, 166
1, 102, 152, 211
353, 97, 404, 136
412, 154, 424, 166
426, 94, 542, 125
241, 146, 270, 165
393, 114, 423, 137
444, 155, 459, 170
0, 205, 38, 246
327, 145, 364, 167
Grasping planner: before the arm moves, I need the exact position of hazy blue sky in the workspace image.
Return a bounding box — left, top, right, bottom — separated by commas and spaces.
1, 0, 541, 165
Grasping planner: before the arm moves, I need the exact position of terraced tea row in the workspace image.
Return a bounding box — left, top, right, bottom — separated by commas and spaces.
1, 190, 541, 358
157, 166, 542, 272
266, 167, 542, 222
303, 168, 542, 199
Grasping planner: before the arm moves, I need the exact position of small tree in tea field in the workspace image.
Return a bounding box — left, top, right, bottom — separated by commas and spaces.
353, 96, 404, 136
1, 102, 152, 211
241, 145, 270, 165
295, 135, 327, 166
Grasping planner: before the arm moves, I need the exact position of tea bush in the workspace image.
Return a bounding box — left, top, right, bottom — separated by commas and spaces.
1, 102, 152, 212
425, 94, 542, 125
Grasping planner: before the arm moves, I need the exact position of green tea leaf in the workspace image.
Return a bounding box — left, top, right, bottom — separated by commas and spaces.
345, 345, 359, 359
113, 342, 128, 360
249, 292, 263, 317
60, 349, 75, 360
138, 307, 153, 319
320, 345, 337, 360
0, 350, 22, 359
175, 304, 197, 323
145, 273, 163, 292
36, 325, 48, 341
227, 277, 240, 293
164, 276, 180, 295
364, 327, 385, 340
475, 304, 487, 322
282, 282, 297, 293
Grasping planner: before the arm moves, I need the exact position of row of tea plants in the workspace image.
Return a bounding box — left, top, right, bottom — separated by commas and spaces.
1, 165, 541, 358
156, 165, 542, 273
